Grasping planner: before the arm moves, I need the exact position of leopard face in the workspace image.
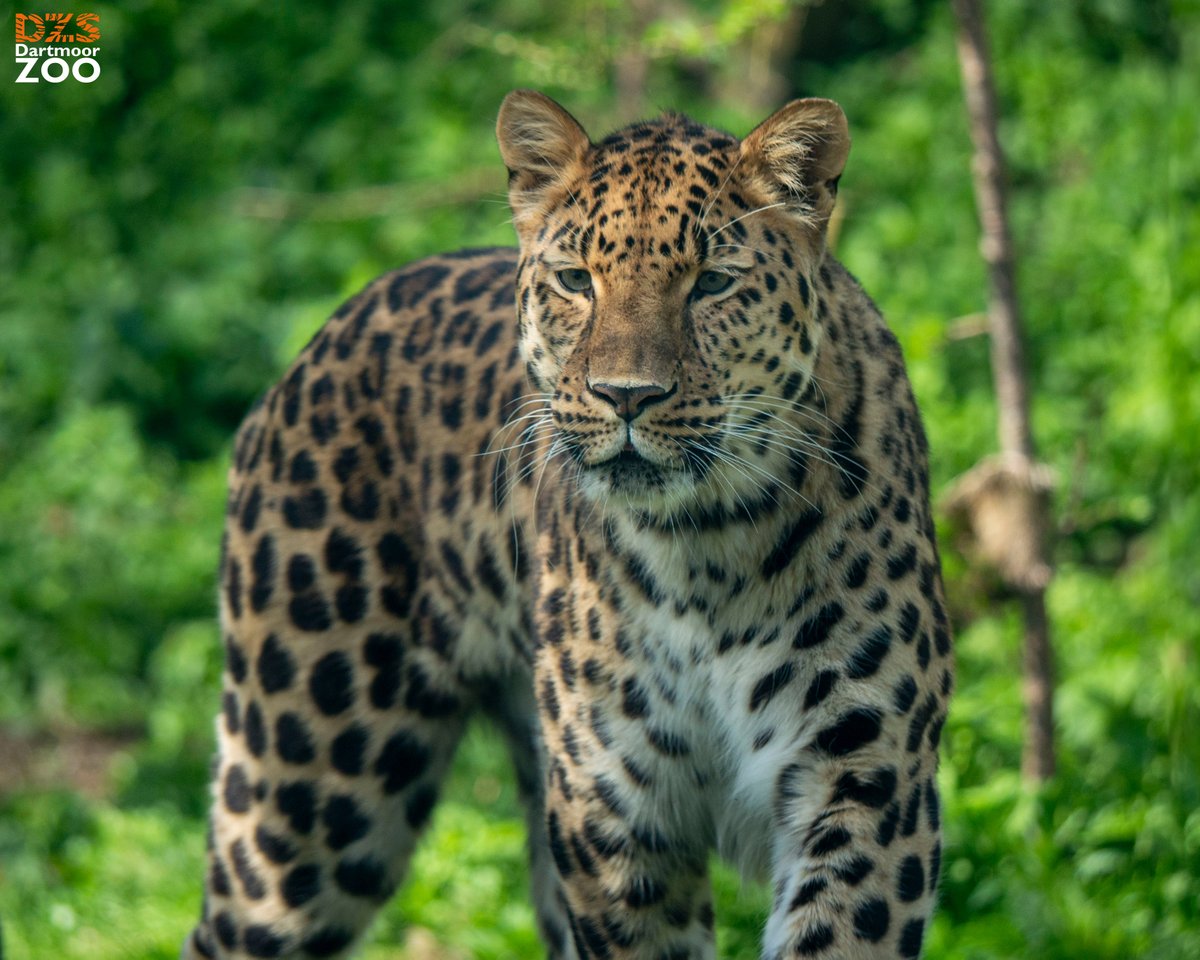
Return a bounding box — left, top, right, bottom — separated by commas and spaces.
499, 94, 849, 517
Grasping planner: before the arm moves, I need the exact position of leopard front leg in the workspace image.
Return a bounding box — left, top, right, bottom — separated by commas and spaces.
532, 623, 717, 959
540, 744, 718, 960
761, 719, 945, 960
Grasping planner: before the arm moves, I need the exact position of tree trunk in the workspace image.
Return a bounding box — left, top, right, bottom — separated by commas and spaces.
951, 0, 1056, 781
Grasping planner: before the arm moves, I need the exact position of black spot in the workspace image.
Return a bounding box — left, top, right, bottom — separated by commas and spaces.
624, 551, 664, 606
333, 446, 359, 484
593, 775, 627, 816
569, 830, 596, 878
225, 557, 244, 620
749, 661, 796, 711
762, 508, 824, 577
906, 694, 938, 752
814, 708, 882, 756
621, 678, 648, 718
475, 538, 508, 600
440, 540, 472, 593
897, 780, 922, 837
625, 875, 665, 908
244, 700, 268, 757
547, 810, 573, 877
364, 632, 403, 709
389, 263, 449, 311
276, 781, 316, 834
886, 543, 918, 579
540, 677, 560, 722
224, 764, 252, 814
406, 784, 438, 829
331, 724, 368, 776
191, 928, 216, 959
222, 691, 240, 735
897, 602, 921, 645
281, 863, 321, 907
257, 633, 296, 694
250, 535, 276, 612
930, 840, 942, 892
281, 365, 306, 426
916, 631, 931, 670
287, 553, 316, 591
831, 362, 868, 499
477, 320, 504, 357
283, 489, 327, 529
846, 626, 892, 679
934, 624, 952, 656
893, 675, 918, 714
440, 395, 464, 429
796, 922, 834, 954
793, 602, 845, 649
899, 918, 925, 958
289, 591, 333, 632
573, 915, 611, 960
334, 584, 367, 623
844, 552, 871, 588
289, 451, 317, 485
341, 480, 380, 522
833, 855, 874, 886
254, 824, 296, 865
803, 669, 839, 709
789, 876, 827, 910
876, 801, 900, 847
302, 927, 355, 958
405, 663, 461, 719
323, 794, 372, 851
647, 727, 690, 757
833, 767, 897, 808
897, 854, 925, 902
325, 527, 364, 576
231, 837, 266, 899
309, 415, 338, 448
240, 484, 262, 533
275, 712, 316, 765
810, 825, 851, 856
852, 897, 890, 942
335, 856, 390, 898
213, 911, 238, 949
309, 651, 355, 716
559, 648, 577, 689
243, 923, 285, 957
375, 731, 431, 794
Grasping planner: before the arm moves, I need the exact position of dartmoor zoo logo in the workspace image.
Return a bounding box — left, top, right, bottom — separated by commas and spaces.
14, 12, 101, 83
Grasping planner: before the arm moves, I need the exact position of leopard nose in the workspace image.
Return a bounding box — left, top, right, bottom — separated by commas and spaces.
587, 380, 676, 422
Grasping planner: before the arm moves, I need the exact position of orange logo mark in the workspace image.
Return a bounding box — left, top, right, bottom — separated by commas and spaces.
15, 12, 100, 43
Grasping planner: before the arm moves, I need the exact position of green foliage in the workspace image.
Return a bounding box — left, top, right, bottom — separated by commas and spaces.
1, 0, 1198, 957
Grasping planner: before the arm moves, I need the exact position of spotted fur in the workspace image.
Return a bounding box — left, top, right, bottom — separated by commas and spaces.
183, 91, 952, 960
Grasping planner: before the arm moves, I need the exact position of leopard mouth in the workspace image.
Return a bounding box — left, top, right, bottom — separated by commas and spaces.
585, 446, 670, 491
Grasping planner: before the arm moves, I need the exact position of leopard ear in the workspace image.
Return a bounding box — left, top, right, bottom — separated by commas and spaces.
740, 98, 850, 229
497, 90, 590, 223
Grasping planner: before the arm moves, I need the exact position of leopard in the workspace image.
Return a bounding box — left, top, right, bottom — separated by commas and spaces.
183, 90, 953, 960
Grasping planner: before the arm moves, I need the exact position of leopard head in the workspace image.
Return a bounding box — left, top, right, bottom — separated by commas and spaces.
496, 90, 850, 518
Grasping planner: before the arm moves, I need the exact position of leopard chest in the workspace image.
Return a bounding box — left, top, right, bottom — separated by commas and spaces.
545, 568, 829, 881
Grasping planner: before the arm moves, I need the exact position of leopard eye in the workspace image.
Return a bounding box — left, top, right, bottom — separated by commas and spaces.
694, 270, 736, 296
556, 268, 593, 294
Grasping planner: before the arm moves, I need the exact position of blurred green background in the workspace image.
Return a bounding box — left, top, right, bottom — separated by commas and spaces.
1, 0, 1197, 957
